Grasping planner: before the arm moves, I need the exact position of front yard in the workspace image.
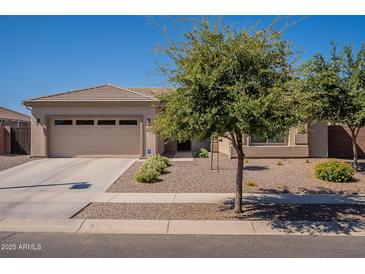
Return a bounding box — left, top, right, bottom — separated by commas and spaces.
107, 153, 365, 194
74, 202, 365, 222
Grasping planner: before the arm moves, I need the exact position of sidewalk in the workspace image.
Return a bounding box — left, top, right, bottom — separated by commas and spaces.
0, 218, 364, 236
3, 191, 364, 204
95, 192, 365, 204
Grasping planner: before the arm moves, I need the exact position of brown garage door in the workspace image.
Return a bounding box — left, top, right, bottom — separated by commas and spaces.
328, 125, 365, 159
49, 116, 141, 157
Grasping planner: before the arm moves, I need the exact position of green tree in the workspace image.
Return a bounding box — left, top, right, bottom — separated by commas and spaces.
153, 19, 299, 212
299, 44, 365, 170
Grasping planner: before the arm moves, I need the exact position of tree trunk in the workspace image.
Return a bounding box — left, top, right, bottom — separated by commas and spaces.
235, 152, 244, 213
229, 131, 244, 213
351, 129, 359, 171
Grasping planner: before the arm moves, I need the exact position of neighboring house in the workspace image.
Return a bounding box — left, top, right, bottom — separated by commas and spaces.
0, 106, 31, 155
23, 84, 329, 158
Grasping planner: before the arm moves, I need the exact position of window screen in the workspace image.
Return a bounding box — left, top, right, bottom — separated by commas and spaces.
119, 120, 138, 125
251, 134, 285, 144
76, 120, 94, 125
97, 120, 116, 125
54, 120, 72, 125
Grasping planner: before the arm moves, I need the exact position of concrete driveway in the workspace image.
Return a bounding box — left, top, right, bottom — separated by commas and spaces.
0, 158, 136, 219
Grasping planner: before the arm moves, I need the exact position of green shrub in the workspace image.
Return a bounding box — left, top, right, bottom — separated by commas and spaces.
305, 159, 311, 164
196, 148, 209, 158
134, 166, 160, 183
314, 160, 354, 183
145, 157, 168, 173
135, 154, 170, 183
245, 179, 257, 187
149, 154, 170, 166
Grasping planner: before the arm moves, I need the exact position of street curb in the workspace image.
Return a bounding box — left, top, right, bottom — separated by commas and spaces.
0, 218, 364, 236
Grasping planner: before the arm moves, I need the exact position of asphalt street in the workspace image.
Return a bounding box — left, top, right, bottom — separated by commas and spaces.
0, 232, 364, 258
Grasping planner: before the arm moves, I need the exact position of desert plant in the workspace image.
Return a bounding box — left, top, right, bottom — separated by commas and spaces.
149, 154, 170, 166
144, 155, 169, 172
196, 148, 209, 158
245, 159, 249, 164
134, 166, 160, 183
135, 154, 170, 183
305, 159, 311, 163
277, 160, 284, 166
245, 179, 257, 187
314, 160, 354, 183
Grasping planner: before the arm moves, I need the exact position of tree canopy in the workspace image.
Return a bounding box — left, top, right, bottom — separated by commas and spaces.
153, 19, 299, 143
298, 44, 365, 169
153, 19, 300, 212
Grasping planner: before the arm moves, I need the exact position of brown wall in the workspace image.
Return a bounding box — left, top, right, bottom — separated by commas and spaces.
328, 125, 365, 159
0, 126, 11, 154
0, 126, 5, 154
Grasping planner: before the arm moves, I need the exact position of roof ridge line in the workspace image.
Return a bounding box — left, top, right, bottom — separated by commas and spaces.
108, 84, 159, 100
24, 84, 111, 102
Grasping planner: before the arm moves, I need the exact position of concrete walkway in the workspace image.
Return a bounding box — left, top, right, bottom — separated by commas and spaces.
94, 192, 365, 204
1, 192, 364, 205
0, 218, 364, 236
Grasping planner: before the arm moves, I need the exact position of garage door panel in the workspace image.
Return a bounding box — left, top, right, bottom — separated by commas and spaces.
49, 116, 141, 157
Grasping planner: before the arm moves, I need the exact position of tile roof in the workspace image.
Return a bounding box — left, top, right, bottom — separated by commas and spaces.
0, 106, 30, 121
127, 87, 175, 98
23, 84, 165, 104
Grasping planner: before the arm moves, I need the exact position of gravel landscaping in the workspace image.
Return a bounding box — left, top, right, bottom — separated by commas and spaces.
0, 155, 34, 172
107, 154, 365, 194
74, 202, 365, 222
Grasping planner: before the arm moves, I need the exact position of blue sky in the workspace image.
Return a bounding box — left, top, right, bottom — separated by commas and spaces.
0, 15, 365, 114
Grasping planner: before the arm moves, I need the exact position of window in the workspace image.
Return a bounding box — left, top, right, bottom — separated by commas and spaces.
119, 120, 138, 125
97, 120, 116, 125
55, 120, 72, 125
76, 120, 94, 125
251, 133, 286, 144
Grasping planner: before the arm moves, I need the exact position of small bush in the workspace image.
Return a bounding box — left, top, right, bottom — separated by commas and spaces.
135, 154, 170, 183
151, 154, 170, 166
145, 157, 168, 173
135, 166, 160, 183
245, 179, 257, 187
314, 160, 354, 183
196, 148, 209, 158
305, 159, 311, 164
277, 160, 284, 166
245, 159, 249, 164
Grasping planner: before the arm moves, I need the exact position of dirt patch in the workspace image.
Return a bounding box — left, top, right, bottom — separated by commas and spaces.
107, 154, 365, 194
0, 155, 34, 172
74, 202, 365, 222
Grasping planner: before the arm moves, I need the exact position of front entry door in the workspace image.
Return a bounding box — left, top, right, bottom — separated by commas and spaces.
177, 140, 191, 151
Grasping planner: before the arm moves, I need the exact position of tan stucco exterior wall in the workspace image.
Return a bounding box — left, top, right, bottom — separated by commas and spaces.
29, 103, 157, 157
218, 127, 311, 158
308, 121, 328, 158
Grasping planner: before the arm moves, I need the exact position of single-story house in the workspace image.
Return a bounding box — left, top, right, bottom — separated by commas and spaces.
0, 106, 31, 154
23, 83, 359, 159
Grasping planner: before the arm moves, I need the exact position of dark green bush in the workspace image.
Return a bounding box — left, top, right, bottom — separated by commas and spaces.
196, 148, 209, 158
314, 160, 354, 183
